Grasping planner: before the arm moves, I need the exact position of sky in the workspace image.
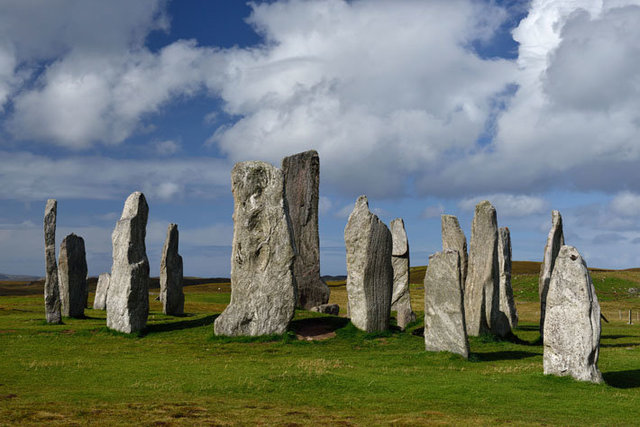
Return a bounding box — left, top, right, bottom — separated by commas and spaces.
2, 0, 640, 277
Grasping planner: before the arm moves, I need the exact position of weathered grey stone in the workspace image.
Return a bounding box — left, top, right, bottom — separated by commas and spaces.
310, 304, 340, 315
44, 199, 62, 324
93, 273, 110, 310
214, 161, 297, 336
390, 218, 415, 330
464, 200, 499, 336
106, 192, 150, 334
344, 196, 393, 333
441, 214, 468, 287
282, 150, 330, 309
497, 227, 518, 334
160, 223, 184, 316
539, 210, 564, 339
58, 233, 88, 318
543, 245, 603, 383
424, 249, 469, 358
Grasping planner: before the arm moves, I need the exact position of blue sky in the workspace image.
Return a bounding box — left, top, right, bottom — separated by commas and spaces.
2, 0, 640, 277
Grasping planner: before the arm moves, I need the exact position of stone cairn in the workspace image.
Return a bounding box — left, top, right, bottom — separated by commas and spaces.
543, 245, 603, 383
160, 223, 184, 316
464, 200, 499, 336
282, 150, 330, 310
344, 195, 393, 333
441, 214, 468, 287
58, 233, 88, 318
43, 199, 62, 324
214, 161, 297, 336
106, 192, 150, 334
93, 273, 110, 310
539, 210, 564, 340
424, 249, 469, 358
498, 227, 518, 330
390, 218, 415, 330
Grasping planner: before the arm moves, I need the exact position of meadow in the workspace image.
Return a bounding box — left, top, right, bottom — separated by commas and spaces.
1, 262, 640, 425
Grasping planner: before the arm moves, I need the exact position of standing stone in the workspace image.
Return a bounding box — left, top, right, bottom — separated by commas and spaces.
543, 245, 603, 383
424, 249, 469, 358
282, 150, 330, 309
539, 210, 564, 339
441, 214, 468, 287
214, 161, 297, 336
390, 218, 415, 330
58, 233, 88, 318
106, 192, 150, 334
497, 227, 518, 334
344, 196, 393, 333
160, 223, 184, 315
93, 273, 110, 310
43, 199, 62, 324
464, 200, 499, 336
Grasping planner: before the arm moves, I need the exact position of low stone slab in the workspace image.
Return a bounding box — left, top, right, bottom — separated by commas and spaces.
543, 245, 603, 383
58, 233, 88, 318
214, 161, 297, 336
424, 249, 469, 358
93, 273, 110, 310
344, 196, 393, 333
310, 304, 340, 315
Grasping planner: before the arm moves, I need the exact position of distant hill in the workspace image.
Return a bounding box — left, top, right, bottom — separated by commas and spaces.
0, 273, 42, 281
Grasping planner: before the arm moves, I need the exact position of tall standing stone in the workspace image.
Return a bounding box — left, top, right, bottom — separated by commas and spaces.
464, 200, 499, 336
539, 210, 564, 339
424, 249, 469, 358
93, 273, 110, 310
106, 192, 150, 334
441, 214, 468, 287
43, 199, 62, 324
390, 218, 415, 330
282, 150, 330, 309
214, 161, 297, 336
160, 223, 184, 316
497, 227, 518, 334
58, 233, 88, 318
543, 245, 603, 383
344, 196, 393, 333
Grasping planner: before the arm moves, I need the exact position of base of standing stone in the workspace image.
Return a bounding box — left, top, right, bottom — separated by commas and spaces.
310, 304, 340, 315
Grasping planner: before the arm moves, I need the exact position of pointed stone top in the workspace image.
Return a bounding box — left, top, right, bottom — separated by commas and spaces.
476, 200, 495, 213
551, 210, 562, 225
355, 195, 368, 209
441, 214, 460, 225
121, 192, 147, 220
390, 218, 408, 256
45, 199, 57, 211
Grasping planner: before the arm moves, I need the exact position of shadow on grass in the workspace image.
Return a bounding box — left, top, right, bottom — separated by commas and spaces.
604, 369, 640, 389
289, 316, 350, 335
143, 314, 218, 335
470, 350, 539, 362
602, 334, 634, 340
600, 342, 640, 348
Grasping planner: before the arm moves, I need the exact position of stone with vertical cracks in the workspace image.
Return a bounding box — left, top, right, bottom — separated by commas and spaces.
539, 210, 564, 339
282, 150, 330, 309
390, 218, 415, 330
106, 192, 150, 334
58, 233, 88, 318
424, 249, 469, 358
543, 245, 603, 383
464, 200, 499, 336
44, 199, 62, 324
160, 223, 184, 315
344, 196, 393, 333
93, 273, 110, 310
497, 227, 518, 333
214, 161, 297, 336
441, 215, 468, 287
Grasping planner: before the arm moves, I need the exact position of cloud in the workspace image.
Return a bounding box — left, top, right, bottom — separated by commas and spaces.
458, 194, 548, 217
420, 204, 445, 219
592, 233, 627, 245
610, 191, 640, 217
153, 139, 181, 156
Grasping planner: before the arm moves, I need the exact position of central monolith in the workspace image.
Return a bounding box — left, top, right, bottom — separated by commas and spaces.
44, 199, 62, 324
106, 192, 150, 334
93, 273, 110, 310
160, 223, 184, 316
539, 210, 564, 339
282, 150, 330, 309
498, 227, 518, 331
441, 214, 468, 287
543, 245, 602, 383
390, 218, 415, 330
58, 233, 88, 318
344, 196, 393, 333
214, 161, 297, 336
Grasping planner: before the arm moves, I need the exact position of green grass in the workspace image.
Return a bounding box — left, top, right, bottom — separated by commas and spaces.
1, 272, 640, 425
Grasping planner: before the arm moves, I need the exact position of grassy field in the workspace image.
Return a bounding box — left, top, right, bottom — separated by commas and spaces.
2, 262, 640, 425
